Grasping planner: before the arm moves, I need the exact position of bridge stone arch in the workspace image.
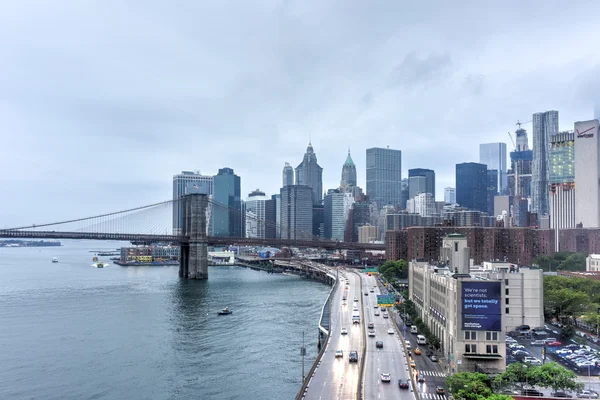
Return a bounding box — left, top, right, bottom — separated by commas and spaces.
179, 193, 209, 279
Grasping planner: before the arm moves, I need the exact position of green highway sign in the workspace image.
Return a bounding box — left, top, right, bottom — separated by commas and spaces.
377, 294, 395, 306
362, 268, 378, 273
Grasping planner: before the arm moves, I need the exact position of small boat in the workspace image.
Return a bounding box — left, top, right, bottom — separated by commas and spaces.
92, 262, 109, 268
217, 307, 232, 315
52, 257, 58, 263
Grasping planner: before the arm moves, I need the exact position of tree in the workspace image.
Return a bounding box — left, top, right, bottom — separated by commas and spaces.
447, 372, 491, 399
379, 259, 408, 281
545, 288, 590, 324
583, 309, 600, 337
495, 362, 531, 390
531, 362, 582, 392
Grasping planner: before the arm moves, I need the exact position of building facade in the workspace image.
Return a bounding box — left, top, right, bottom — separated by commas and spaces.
587, 254, 600, 272
324, 189, 354, 241
340, 150, 357, 189
212, 168, 242, 237
486, 169, 499, 216
280, 185, 313, 240
532, 110, 559, 216
406, 192, 436, 217
574, 119, 600, 228
549, 130, 576, 249
456, 162, 488, 212
295, 142, 323, 205
444, 187, 456, 204
408, 168, 435, 199
366, 147, 402, 208
244, 189, 275, 239
358, 225, 378, 243
479, 143, 507, 195
282, 162, 294, 187
172, 171, 213, 234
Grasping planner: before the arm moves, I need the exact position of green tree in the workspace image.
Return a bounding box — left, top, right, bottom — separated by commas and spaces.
531, 362, 582, 392
583, 309, 600, 337
545, 288, 590, 323
446, 372, 491, 399
484, 395, 514, 400
495, 362, 531, 390
558, 253, 587, 271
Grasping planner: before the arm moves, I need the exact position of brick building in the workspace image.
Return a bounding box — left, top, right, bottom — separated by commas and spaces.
560, 229, 600, 253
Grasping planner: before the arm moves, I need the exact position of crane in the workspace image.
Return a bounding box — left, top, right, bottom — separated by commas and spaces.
516, 120, 532, 129
507, 131, 516, 150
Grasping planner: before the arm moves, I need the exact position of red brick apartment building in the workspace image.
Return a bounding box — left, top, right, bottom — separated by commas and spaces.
386, 227, 555, 265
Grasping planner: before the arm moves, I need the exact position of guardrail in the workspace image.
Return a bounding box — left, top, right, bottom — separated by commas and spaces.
296, 269, 338, 400
358, 271, 366, 400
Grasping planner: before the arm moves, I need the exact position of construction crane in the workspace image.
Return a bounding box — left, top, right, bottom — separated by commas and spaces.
516, 120, 532, 129
507, 131, 516, 150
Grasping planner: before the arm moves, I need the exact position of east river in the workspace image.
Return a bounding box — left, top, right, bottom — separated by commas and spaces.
0, 240, 329, 400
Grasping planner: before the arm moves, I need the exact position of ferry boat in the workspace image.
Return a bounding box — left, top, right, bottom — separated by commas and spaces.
217, 307, 232, 315
52, 257, 58, 263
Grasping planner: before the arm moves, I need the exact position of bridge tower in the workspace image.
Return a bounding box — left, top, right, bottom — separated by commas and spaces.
179, 193, 209, 279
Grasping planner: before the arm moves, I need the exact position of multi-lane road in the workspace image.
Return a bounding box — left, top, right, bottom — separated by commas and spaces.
303, 269, 417, 400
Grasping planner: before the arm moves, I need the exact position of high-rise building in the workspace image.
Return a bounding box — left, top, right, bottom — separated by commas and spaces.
312, 205, 324, 238
575, 119, 600, 228
280, 185, 313, 240
295, 142, 323, 205
408, 176, 427, 200
400, 178, 409, 209
345, 200, 371, 242
479, 143, 507, 194
532, 110, 559, 216
172, 171, 213, 235
271, 194, 281, 238
456, 162, 488, 212
244, 189, 275, 239
507, 128, 533, 199
406, 192, 436, 216
408, 168, 435, 199
282, 162, 294, 187
340, 149, 357, 189
324, 189, 354, 241
212, 168, 242, 237
486, 169, 499, 216
366, 147, 402, 208
549, 131, 576, 249
444, 187, 456, 204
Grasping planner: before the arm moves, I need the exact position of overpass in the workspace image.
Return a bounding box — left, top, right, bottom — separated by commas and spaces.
1, 193, 385, 279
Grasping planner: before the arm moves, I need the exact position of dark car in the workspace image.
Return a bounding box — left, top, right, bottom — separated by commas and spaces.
398, 379, 409, 389
521, 389, 543, 397
368, 323, 374, 329
364, 292, 368, 296
349, 351, 359, 363
376, 341, 383, 348
551, 392, 571, 398
436, 386, 445, 395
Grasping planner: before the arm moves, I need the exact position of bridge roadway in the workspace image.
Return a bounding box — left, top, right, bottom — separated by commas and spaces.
302, 269, 416, 400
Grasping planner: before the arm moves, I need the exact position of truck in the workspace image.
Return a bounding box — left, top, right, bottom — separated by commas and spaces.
410, 325, 418, 334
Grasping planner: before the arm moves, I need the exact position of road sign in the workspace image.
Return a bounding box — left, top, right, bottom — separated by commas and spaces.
362, 268, 378, 274
377, 294, 395, 306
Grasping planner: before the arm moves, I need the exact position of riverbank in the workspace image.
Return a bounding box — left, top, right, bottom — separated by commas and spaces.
114, 260, 178, 266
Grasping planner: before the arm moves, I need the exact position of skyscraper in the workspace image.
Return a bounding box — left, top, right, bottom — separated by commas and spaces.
575, 119, 600, 228
212, 167, 242, 237
456, 162, 487, 213
486, 169, 499, 216
280, 185, 313, 240
324, 189, 354, 241
508, 128, 533, 199
172, 171, 213, 235
244, 189, 275, 239
408, 168, 435, 199
366, 147, 402, 208
532, 110, 559, 216
282, 162, 294, 187
549, 131, 576, 249
399, 178, 409, 210
444, 187, 456, 204
479, 143, 507, 194
295, 142, 323, 205
340, 149, 357, 189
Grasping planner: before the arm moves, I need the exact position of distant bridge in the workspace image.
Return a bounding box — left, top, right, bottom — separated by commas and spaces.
2, 193, 384, 279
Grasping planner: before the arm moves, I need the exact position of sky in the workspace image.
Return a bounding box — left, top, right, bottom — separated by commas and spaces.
1, 0, 599, 228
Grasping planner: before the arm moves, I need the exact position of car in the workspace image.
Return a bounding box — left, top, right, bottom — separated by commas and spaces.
551, 392, 571, 398
398, 379, 409, 389
387, 328, 394, 334
368, 330, 376, 337
410, 360, 416, 369
414, 348, 422, 355
531, 340, 546, 346
547, 341, 562, 346
374, 311, 380, 316
370, 289, 374, 293
342, 301, 347, 306
381, 373, 391, 382
354, 298, 358, 302
335, 349, 343, 358
364, 293, 368, 296
405, 341, 411, 350
418, 375, 425, 383
353, 307, 359, 311
374, 305, 378, 309
577, 390, 599, 398
368, 323, 374, 329
382, 313, 388, 319
349, 351, 358, 362
436, 386, 445, 395
376, 341, 383, 348
430, 354, 438, 361
521, 389, 543, 397
341, 328, 348, 335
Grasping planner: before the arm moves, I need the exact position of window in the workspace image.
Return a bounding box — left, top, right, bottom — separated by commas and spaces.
465, 344, 477, 353
455, 243, 458, 252
505, 279, 509, 285
486, 345, 499, 354
505, 298, 510, 305
465, 331, 477, 340
486, 332, 498, 341
505, 288, 509, 295
505, 307, 510, 314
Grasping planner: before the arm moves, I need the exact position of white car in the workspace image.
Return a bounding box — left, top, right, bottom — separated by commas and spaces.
353, 307, 359, 311
354, 298, 359, 302
405, 340, 411, 350
368, 330, 376, 337
341, 328, 348, 335
335, 349, 343, 358
381, 373, 391, 382
374, 311, 380, 316
387, 328, 394, 334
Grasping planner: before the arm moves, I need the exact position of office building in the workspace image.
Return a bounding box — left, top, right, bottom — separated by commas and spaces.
408, 168, 435, 199
366, 147, 402, 208
532, 110, 559, 216
575, 119, 600, 228
586, 254, 600, 272
486, 169, 499, 216
456, 162, 487, 212
400, 178, 409, 210
409, 234, 507, 374
282, 162, 294, 187
244, 189, 275, 239
406, 192, 436, 217
340, 149, 357, 189
212, 168, 242, 237
549, 131, 576, 249
272, 194, 281, 238
324, 189, 354, 241
494, 196, 511, 221
479, 143, 507, 194
444, 187, 456, 204
345, 200, 371, 242
172, 171, 213, 234
312, 205, 324, 238
280, 185, 313, 240
358, 225, 378, 243
507, 128, 533, 199
295, 142, 323, 205
408, 176, 427, 200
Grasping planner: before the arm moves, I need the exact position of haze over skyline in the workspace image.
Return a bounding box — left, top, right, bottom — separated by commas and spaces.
1, 1, 599, 227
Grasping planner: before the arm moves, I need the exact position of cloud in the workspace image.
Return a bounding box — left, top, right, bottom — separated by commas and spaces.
1, 0, 600, 226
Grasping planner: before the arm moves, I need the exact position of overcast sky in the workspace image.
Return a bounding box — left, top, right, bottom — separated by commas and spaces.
1, 0, 599, 228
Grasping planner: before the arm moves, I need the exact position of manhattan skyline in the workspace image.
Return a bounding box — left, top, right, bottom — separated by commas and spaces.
1, 1, 599, 227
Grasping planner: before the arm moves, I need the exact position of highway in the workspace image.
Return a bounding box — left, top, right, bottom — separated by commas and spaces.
362, 274, 416, 400
303, 270, 364, 400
